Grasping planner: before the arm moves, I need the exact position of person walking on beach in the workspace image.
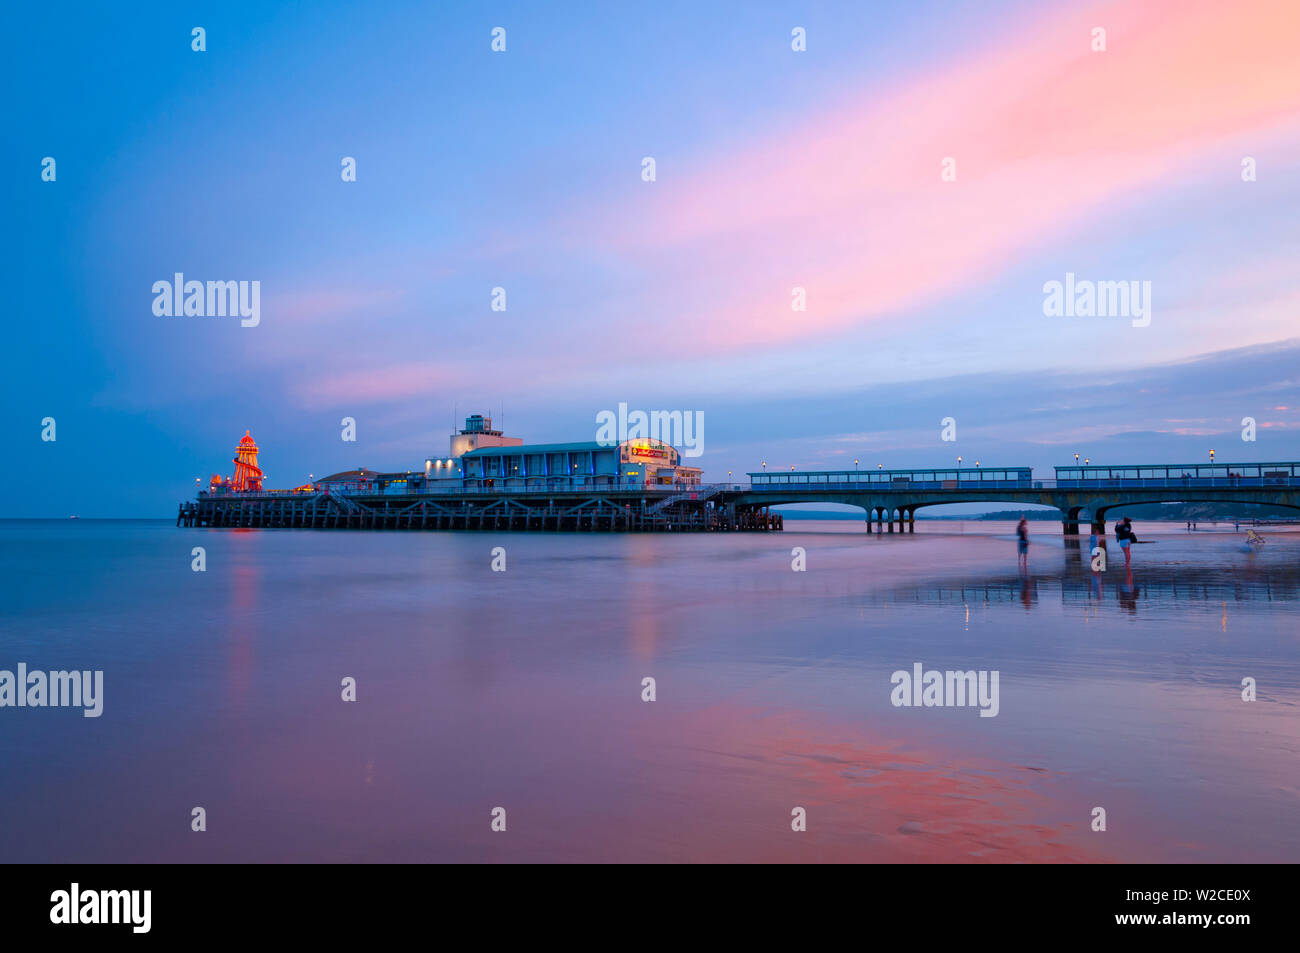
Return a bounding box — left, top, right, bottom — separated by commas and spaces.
1016, 515, 1029, 571
1115, 516, 1135, 568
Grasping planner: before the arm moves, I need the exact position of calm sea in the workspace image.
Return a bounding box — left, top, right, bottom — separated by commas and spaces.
1, 518, 1297, 863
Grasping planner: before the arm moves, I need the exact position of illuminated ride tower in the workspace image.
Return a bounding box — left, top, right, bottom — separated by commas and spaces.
230, 430, 265, 492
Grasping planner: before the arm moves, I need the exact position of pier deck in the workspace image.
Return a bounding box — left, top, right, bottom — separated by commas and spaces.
178, 487, 782, 532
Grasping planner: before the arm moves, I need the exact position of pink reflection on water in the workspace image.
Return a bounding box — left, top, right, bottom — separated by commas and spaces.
226, 532, 260, 707
181, 685, 1114, 862
639, 706, 1109, 863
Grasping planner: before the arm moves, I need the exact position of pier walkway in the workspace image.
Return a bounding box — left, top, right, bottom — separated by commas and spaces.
741, 461, 1300, 534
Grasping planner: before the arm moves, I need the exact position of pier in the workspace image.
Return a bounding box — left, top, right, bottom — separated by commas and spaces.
179, 439, 1300, 534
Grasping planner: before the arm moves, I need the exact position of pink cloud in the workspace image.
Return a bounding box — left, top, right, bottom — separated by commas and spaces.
574, 0, 1300, 349
292, 0, 1300, 399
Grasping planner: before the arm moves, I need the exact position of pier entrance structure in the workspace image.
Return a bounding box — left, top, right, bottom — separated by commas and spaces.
741, 461, 1300, 534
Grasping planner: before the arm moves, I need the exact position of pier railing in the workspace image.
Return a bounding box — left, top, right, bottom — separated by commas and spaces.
746, 477, 1300, 491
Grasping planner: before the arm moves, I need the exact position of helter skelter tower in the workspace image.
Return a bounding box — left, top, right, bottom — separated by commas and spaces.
230, 430, 264, 492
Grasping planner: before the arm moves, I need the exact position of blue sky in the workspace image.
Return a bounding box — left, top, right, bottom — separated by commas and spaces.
4, 0, 1299, 516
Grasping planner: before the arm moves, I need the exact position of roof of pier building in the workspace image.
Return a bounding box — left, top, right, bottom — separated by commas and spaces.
461, 441, 611, 456
317, 468, 380, 483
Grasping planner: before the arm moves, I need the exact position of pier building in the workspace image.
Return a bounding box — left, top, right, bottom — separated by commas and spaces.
460, 439, 701, 489
426, 416, 701, 490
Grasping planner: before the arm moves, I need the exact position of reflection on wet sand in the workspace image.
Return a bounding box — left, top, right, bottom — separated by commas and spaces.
880, 553, 1300, 613
646, 708, 1108, 863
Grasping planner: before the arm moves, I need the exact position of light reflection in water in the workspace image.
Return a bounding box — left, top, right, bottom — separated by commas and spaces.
1, 519, 1297, 862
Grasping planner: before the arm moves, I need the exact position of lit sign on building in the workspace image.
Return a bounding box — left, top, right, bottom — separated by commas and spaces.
622, 443, 676, 464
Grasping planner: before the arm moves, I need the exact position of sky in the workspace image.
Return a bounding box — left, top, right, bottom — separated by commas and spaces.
4, 0, 1300, 516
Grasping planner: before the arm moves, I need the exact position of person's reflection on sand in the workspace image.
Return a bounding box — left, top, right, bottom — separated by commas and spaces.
1016, 575, 1036, 609
1118, 567, 1138, 614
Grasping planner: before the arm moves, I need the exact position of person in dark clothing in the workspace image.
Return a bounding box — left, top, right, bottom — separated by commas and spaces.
1115, 517, 1135, 567
1016, 516, 1029, 571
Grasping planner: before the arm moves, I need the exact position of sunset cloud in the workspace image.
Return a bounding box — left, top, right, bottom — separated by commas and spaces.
562, 0, 1300, 349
